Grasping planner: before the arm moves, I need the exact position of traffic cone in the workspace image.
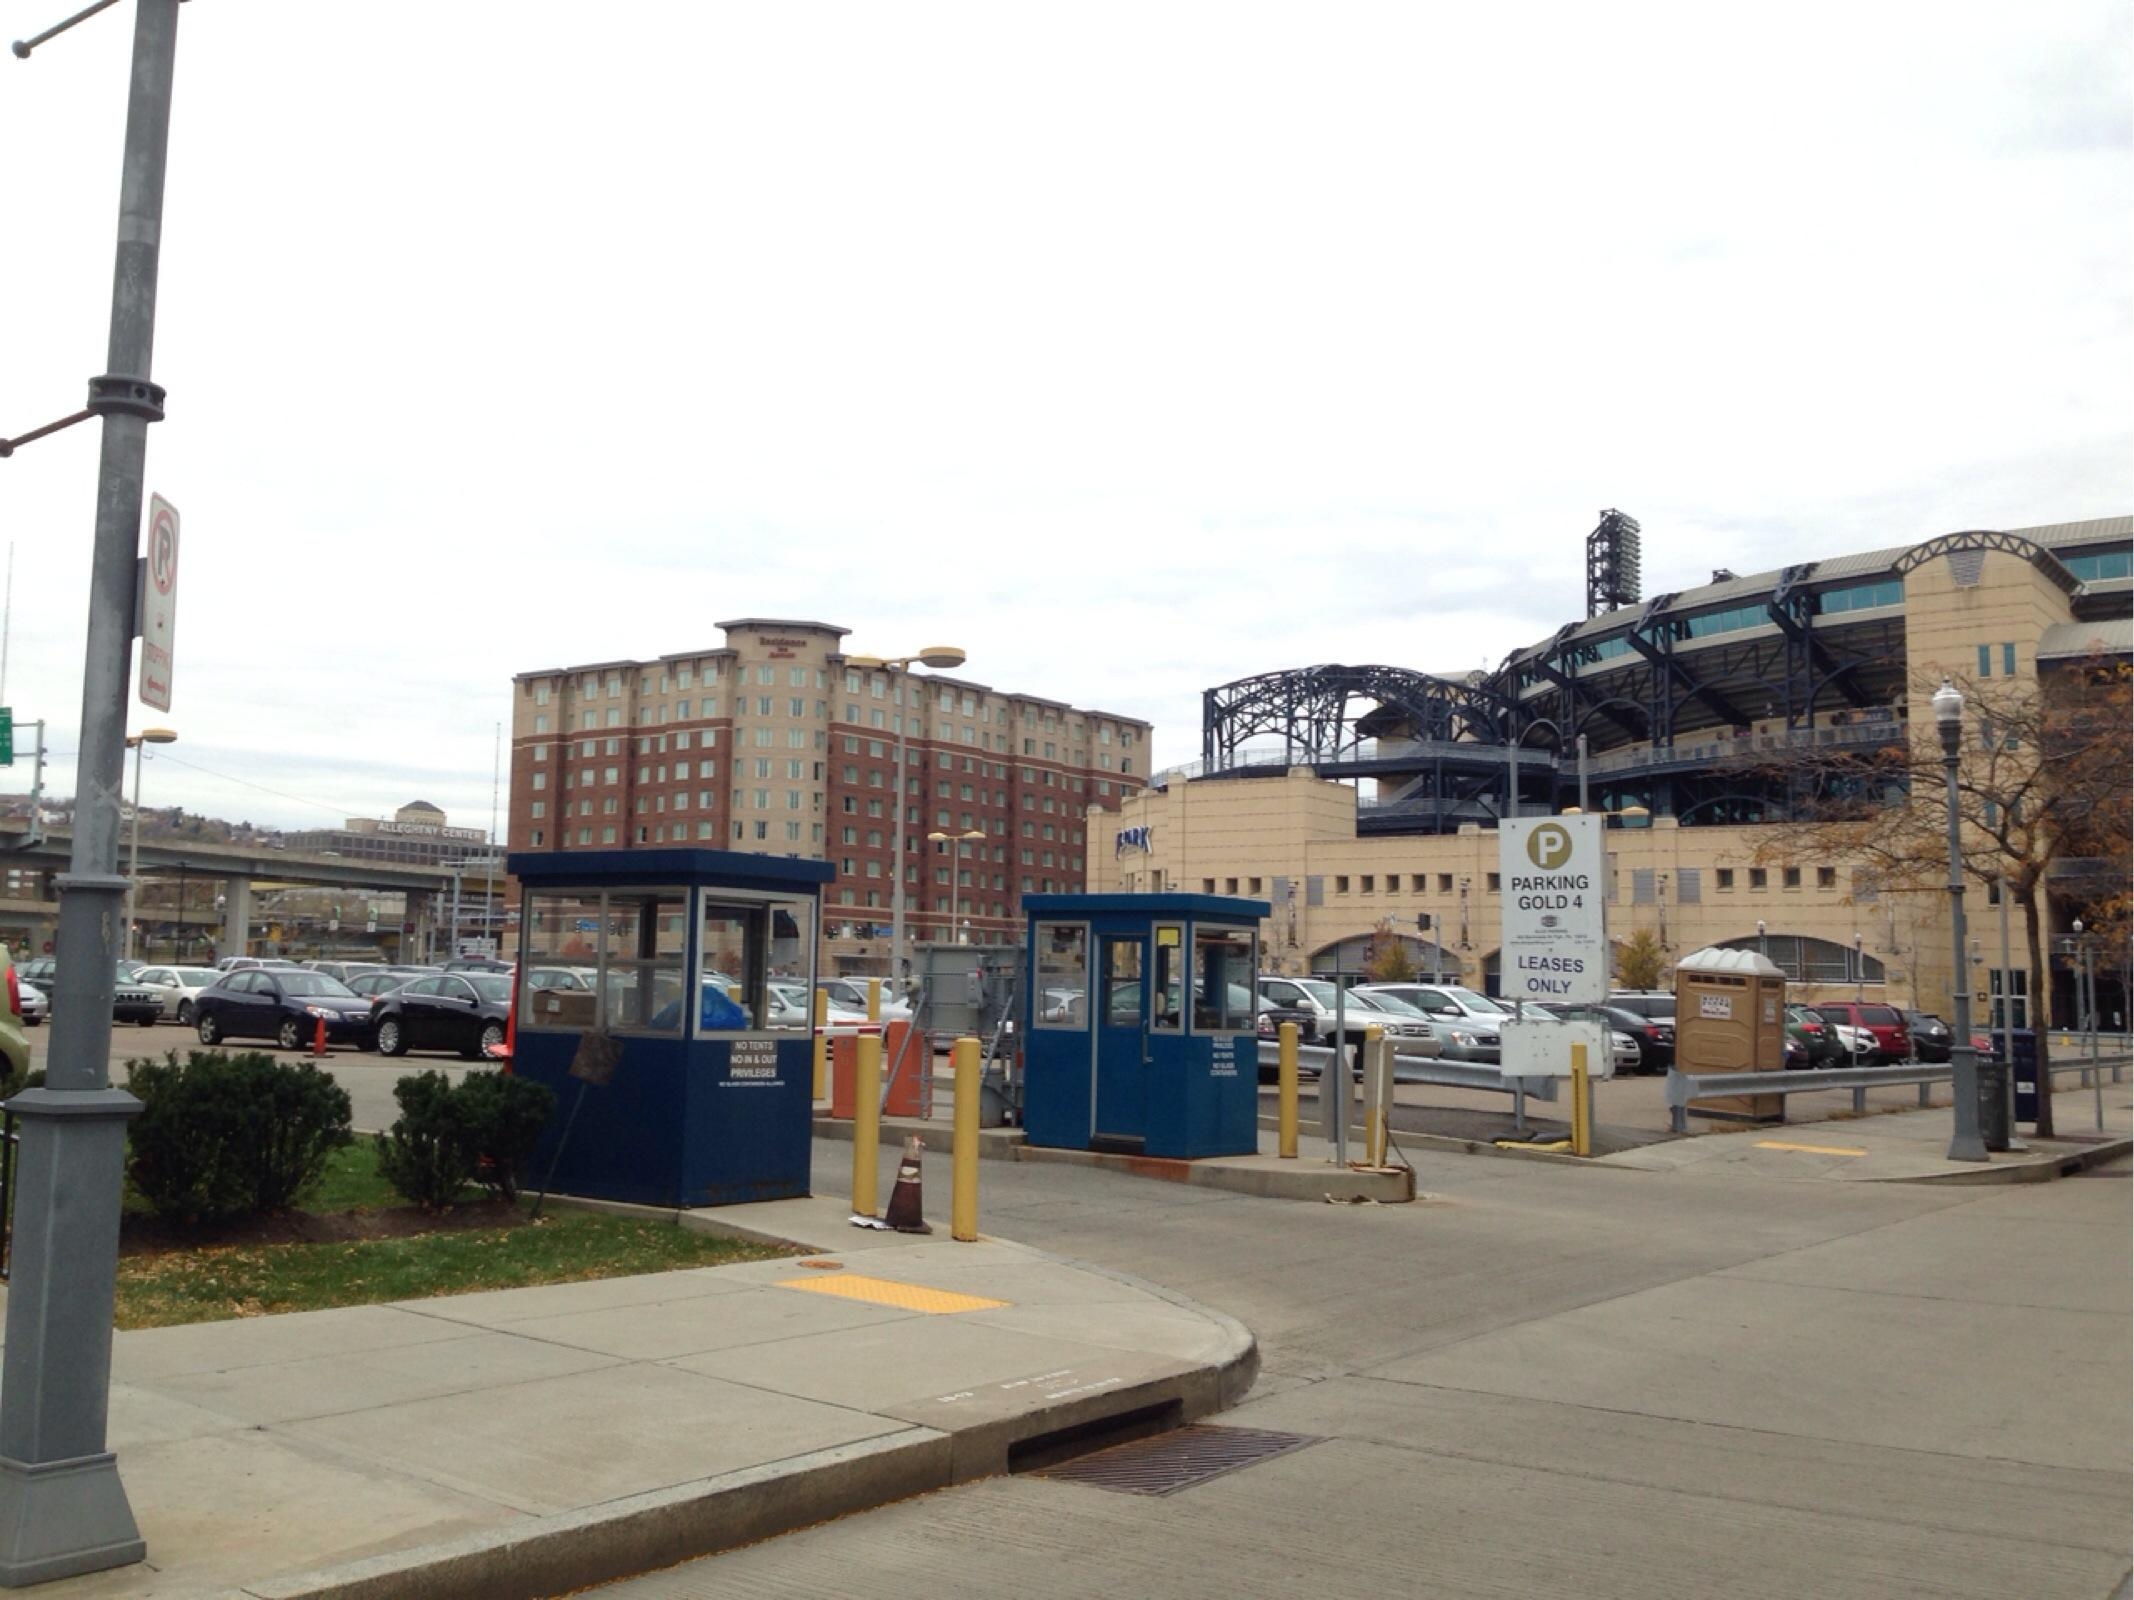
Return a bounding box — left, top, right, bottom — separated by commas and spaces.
312, 1016, 327, 1058
884, 1136, 932, 1234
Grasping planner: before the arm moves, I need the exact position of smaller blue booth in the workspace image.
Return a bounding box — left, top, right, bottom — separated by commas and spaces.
507, 847, 834, 1208
1021, 893, 1268, 1158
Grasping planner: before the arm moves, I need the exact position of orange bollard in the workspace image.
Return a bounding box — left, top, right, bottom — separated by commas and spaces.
312, 1015, 327, 1058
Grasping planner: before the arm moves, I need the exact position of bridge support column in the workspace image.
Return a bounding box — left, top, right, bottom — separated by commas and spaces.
218, 880, 251, 960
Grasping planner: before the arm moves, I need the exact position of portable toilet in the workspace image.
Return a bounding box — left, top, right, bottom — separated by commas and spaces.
1673, 945, 1788, 1123
507, 847, 834, 1206
1020, 893, 1268, 1158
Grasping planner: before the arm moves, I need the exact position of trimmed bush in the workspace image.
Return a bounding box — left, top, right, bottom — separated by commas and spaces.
374, 1071, 477, 1211
457, 1070, 556, 1203
375, 1069, 557, 1209
1, 1066, 44, 1101
125, 1050, 352, 1222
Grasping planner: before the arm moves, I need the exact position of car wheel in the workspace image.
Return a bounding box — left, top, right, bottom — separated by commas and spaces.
177, 1000, 193, 1026
478, 1021, 505, 1056
376, 1017, 407, 1058
277, 1017, 305, 1051
196, 1013, 221, 1046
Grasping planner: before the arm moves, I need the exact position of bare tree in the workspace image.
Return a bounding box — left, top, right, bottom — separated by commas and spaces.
1758, 658, 2130, 1137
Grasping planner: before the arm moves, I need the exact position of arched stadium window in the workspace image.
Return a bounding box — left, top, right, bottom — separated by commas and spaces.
1714, 933, 1884, 985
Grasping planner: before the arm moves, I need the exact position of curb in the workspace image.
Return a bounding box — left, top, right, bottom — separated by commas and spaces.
1011, 1140, 1413, 1203
230, 1219, 1258, 1600
1874, 1134, 2132, 1186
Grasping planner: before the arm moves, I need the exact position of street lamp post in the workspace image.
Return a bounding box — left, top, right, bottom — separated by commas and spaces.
846, 647, 966, 987
1757, 919, 1768, 963
123, 728, 176, 960
1933, 679, 1990, 1162
928, 829, 986, 945
1852, 931, 1864, 1001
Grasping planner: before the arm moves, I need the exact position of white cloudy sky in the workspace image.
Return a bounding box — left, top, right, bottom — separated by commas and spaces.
2, 1, 2127, 837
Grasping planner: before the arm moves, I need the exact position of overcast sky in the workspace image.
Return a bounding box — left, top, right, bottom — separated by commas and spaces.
2, 1, 2127, 837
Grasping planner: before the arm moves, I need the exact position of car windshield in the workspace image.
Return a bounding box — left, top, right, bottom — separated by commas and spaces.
1295, 980, 1343, 1007
469, 975, 512, 1003
1357, 991, 1428, 1017
175, 967, 219, 985
278, 973, 356, 998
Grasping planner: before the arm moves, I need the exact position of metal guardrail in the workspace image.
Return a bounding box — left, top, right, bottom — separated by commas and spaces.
1260, 1039, 1557, 1101
1664, 1054, 2131, 1135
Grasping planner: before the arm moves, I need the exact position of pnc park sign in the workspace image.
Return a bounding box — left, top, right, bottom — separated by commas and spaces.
1497, 814, 1608, 1003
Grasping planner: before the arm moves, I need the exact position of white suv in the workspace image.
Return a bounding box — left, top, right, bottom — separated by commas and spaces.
1256, 976, 1431, 1045
1354, 983, 1555, 1063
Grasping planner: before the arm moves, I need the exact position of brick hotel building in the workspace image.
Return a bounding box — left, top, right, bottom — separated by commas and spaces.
508, 619, 1149, 973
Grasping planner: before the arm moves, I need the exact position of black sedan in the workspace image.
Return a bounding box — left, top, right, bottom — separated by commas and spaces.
194, 968, 375, 1051
1541, 1002, 1675, 1073
368, 971, 512, 1060
1903, 1010, 1953, 1063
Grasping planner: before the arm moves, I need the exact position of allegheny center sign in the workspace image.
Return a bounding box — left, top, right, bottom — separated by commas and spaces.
1497, 814, 1608, 1004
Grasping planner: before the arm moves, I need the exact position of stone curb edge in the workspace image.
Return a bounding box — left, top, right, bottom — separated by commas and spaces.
1873, 1134, 2132, 1185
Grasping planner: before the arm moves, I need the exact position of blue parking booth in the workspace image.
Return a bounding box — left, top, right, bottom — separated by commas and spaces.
506, 848, 835, 1208
1020, 893, 1269, 1159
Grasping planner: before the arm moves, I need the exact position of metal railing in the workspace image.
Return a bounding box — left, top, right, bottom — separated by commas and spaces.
1664, 1053, 2131, 1135
1260, 1039, 1557, 1102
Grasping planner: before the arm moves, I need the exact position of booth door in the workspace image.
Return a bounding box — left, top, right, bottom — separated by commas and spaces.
1093, 934, 1147, 1143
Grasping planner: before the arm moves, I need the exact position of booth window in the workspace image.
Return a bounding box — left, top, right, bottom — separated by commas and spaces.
1151, 925, 1185, 1033
1101, 938, 1142, 1027
694, 893, 817, 1034
518, 888, 684, 1034
1193, 926, 1256, 1032
1034, 922, 1087, 1029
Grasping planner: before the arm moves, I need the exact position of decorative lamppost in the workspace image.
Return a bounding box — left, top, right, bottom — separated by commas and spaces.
845, 647, 966, 986
927, 829, 986, 944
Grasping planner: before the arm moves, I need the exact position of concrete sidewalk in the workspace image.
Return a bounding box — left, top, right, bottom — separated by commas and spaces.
1598, 1080, 2132, 1184
25, 1195, 1254, 1600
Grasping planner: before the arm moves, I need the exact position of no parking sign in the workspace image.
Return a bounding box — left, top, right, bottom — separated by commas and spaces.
138, 493, 180, 711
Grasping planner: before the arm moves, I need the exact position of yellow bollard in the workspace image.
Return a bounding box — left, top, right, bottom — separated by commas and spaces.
811, 988, 828, 1101
1363, 1027, 1386, 1168
866, 977, 882, 1022
1569, 1040, 1591, 1158
1277, 1022, 1299, 1159
852, 1031, 883, 1217
951, 1035, 980, 1241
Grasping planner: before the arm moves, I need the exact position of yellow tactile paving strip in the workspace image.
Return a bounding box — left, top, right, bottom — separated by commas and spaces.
775, 1273, 1009, 1315
1754, 1140, 1869, 1157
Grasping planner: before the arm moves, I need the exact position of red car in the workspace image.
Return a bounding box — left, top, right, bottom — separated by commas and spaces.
1811, 1001, 1912, 1063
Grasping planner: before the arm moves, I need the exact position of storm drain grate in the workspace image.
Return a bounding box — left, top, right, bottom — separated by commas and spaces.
1031, 1424, 1321, 1496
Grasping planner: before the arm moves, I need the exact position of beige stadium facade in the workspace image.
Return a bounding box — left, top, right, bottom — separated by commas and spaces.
1087, 517, 2131, 1028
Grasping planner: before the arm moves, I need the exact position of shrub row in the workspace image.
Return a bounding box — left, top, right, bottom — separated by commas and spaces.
110, 1052, 554, 1223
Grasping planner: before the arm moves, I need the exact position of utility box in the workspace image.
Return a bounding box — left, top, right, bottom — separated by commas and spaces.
1020, 893, 1268, 1159
1673, 946, 1787, 1123
914, 941, 1020, 1040
507, 847, 834, 1208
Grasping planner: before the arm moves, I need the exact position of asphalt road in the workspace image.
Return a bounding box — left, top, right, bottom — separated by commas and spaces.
583, 1136, 2131, 1599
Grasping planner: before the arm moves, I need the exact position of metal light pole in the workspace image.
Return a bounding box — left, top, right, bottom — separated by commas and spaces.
846, 646, 965, 987
0, 0, 181, 1579
1576, 731, 1589, 814
1933, 680, 1989, 1162
1757, 919, 1768, 963
1852, 931, 1864, 1001
928, 829, 985, 945
123, 726, 176, 959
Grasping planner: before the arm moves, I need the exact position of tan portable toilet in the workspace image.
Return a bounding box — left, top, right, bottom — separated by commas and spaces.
1673, 946, 1788, 1123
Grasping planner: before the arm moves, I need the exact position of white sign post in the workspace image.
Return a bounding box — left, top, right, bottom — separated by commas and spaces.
138, 492, 180, 711
1498, 813, 1608, 1004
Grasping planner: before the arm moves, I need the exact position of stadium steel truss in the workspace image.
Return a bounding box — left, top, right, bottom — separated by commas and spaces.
1196, 522, 2123, 835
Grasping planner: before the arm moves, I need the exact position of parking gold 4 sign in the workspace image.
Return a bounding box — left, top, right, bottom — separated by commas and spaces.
1497, 815, 1608, 1004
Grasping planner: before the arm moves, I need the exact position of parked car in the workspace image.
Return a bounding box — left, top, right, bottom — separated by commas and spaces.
1784, 1003, 1845, 1067
368, 971, 513, 1059
1538, 1002, 1673, 1072
111, 964, 162, 1026
16, 979, 47, 1027
1350, 982, 1524, 1062
1826, 1021, 1879, 1060
345, 970, 412, 999
131, 963, 221, 1025
1902, 1010, 1953, 1063
17, 957, 55, 989
1606, 991, 1677, 1025
441, 956, 513, 975
307, 960, 388, 985
194, 968, 375, 1051
768, 981, 865, 1030
1338, 988, 1437, 1042
1811, 1002, 1911, 1063
0, 951, 29, 1084
1259, 976, 1430, 1049
816, 977, 914, 1020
